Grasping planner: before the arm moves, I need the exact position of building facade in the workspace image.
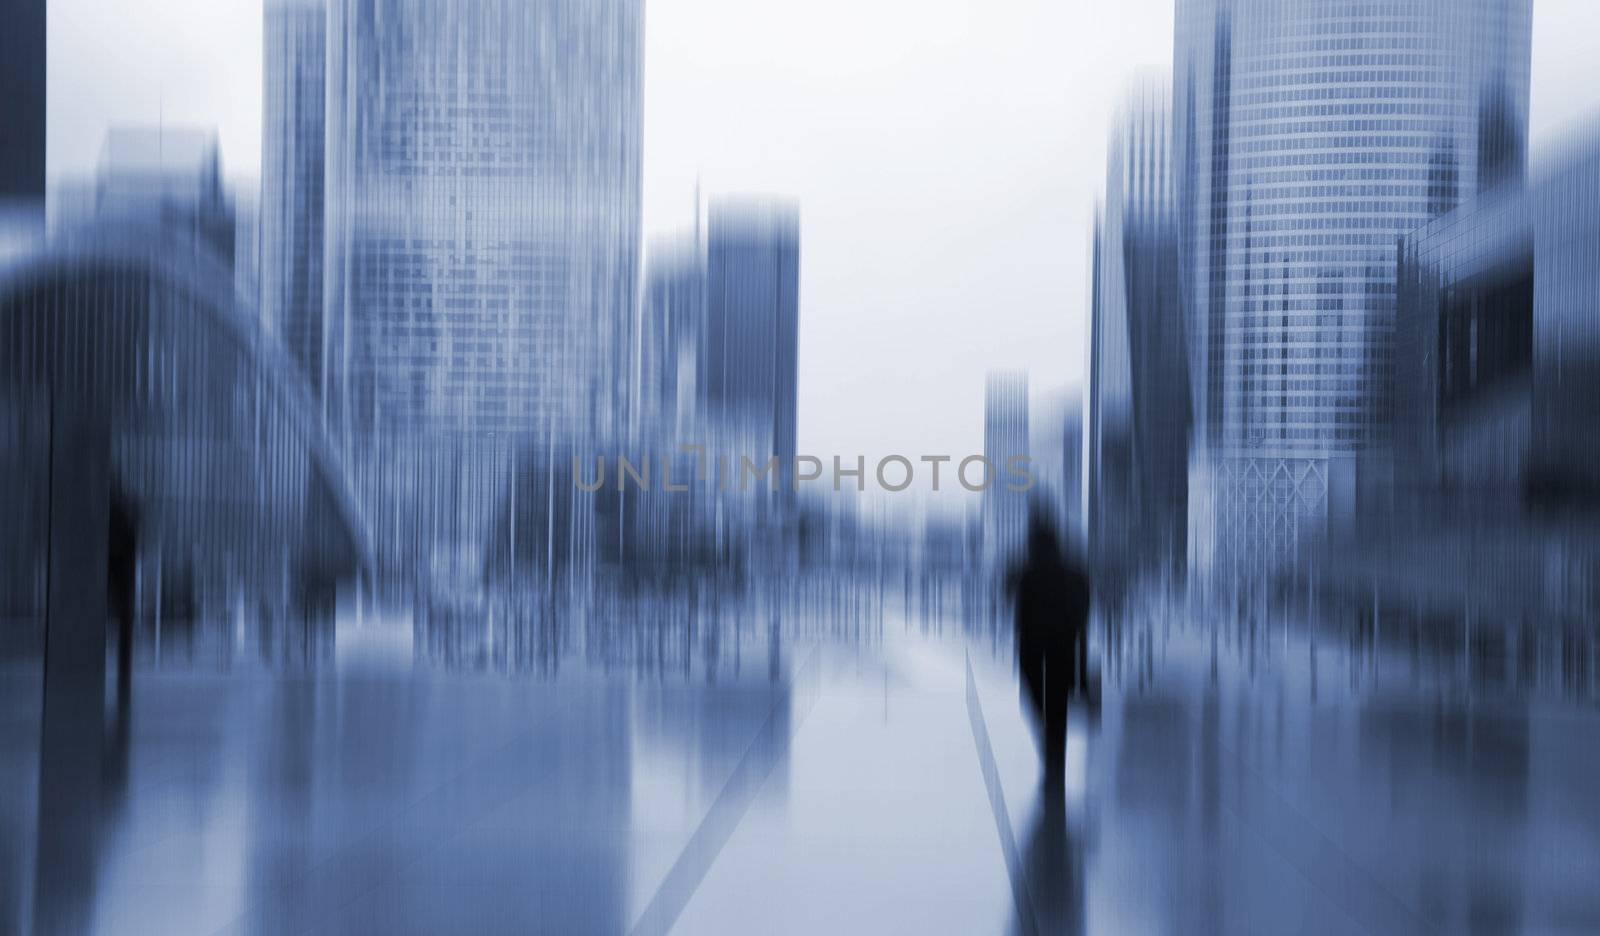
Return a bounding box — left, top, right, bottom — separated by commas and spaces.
983, 370, 1029, 569
261, 0, 329, 405
1527, 138, 1600, 502
1301, 133, 1600, 629
319, 0, 644, 579
702, 197, 800, 488
93, 127, 236, 264
324, 0, 642, 440
1400, 127, 1600, 507
48, 127, 238, 278
1089, 75, 1190, 588
1396, 186, 1532, 497
1174, 0, 1533, 584
638, 232, 704, 439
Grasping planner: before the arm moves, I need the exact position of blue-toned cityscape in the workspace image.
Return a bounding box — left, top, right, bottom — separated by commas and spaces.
3, 0, 1599, 933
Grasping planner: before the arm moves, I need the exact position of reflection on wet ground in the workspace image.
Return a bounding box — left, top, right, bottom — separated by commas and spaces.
2, 581, 1598, 934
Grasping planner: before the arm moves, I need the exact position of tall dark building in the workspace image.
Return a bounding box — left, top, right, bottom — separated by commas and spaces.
703, 197, 800, 488
0, 0, 46, 204
1089, 75, 1189, 588
1399, 128, 1600, 507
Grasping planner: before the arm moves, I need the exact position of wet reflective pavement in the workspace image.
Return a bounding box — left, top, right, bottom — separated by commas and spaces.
2, 594, 1598, 934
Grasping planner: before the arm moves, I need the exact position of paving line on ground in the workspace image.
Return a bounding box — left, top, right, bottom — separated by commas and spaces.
964, 651, 1039, 936
629, 642, 823, 936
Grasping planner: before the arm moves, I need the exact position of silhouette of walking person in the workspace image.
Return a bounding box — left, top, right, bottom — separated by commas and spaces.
1009, 515, 1090, 790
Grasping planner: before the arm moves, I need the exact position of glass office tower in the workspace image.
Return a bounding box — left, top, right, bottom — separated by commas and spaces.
261, 0, 328, 406
1174, 0, 1532, 584
321, 0, 643, 578
325, 0, 642, 439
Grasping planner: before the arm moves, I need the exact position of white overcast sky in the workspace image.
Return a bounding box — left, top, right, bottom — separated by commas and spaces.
45, 0, 1600, 481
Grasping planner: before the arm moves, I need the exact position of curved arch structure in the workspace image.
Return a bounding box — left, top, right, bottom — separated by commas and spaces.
0, 223, 372, 613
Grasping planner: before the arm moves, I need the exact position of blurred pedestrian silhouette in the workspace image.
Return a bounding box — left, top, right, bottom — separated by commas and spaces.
1009, 515, 1091, 788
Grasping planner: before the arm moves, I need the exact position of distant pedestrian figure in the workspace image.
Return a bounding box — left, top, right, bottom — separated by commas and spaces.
1009, 516, 1091, 788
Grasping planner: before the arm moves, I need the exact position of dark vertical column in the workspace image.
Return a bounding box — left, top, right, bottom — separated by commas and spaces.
32, 401, 112, 936
0, 0, 47, 202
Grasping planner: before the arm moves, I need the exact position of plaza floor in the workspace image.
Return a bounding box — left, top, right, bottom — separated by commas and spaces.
2, 597, 1597, 934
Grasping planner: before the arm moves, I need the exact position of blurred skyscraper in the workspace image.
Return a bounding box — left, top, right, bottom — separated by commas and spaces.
0, 0, 45, 253
615, 195, 800, 571
233, 186, 261, 319
1399, 127, 1600, 513
638, 230, 704, 439
703, 197, 800, 491
261, 0, 328, 404
1028, 388, 1083, 547
324, 0, 642, 439
1173, 0, 1532, 585
622, 224, 712, 570
1308, 128, 1600, 626
1396, 187, 1531, 502
64, 127, 237, 265
316, 0, 643, 579
984, 371, 1029, 569
1089, 74, 1189, 591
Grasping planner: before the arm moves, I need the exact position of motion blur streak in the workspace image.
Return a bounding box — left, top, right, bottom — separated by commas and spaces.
3, 0, 1599, 933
